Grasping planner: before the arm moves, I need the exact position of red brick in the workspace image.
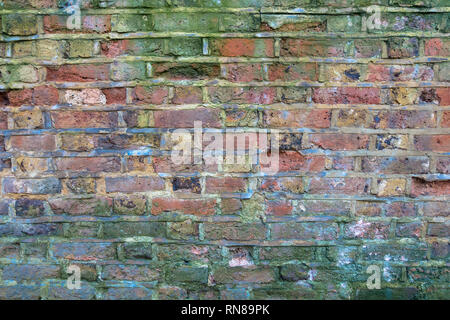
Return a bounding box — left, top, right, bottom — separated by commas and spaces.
55, 157, 121, 172
0, 112, 7, 130
266, 200, 293, 216
263, 109, 331, 128
152, 198, 216, 216
424, 38, 450, 56
152, 156, 218, 174
209, 87, 276, 104
268, 63, 318, 81
51, 111, 118, 128
49, 196, 112, 216
371, 110, 436, 129
133, 86, 169, 105
225, 64, 263, 82
281, 39, 347, 57
427, 223, 449, 237
46, 64, 109, 82
205, 177, 247, 193
384, 202, 416, 217
367, 64, 434, 82
436, 157, 449, 174
154, 108, 221, 128
101, 40, 126, 58
7, 89, 33, 106
344, 221, 390, 239
313, 88, 381, 104
309, 178, 370, 195
436, 88, 450, 106
210, 38, 274, 57
309, 134, 369, 150
414, 135, 450, 153
332, 157, 354, 170
221, 198, 242, 214
396, 222, 423, 238
52, 243, 115, 261
442, 111, 450, 128
44, 15, 111, 33
203, 222, 266, 240
279, 152, 325, 172
33, 86, 59, 105
9, 135, 56, 151
105, 176, 165, 193
366, 64, 390, 82
361, 156, 429, 174
260, 177, 304, 193
213, 266, 276, 284
153, 63, 220, 80
411, 178, 450, 197
103, 88, 126, 104
272, 222, 338, 240
82, 16, 112, 33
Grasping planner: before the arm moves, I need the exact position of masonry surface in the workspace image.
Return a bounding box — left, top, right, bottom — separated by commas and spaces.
0, 0, 448, 300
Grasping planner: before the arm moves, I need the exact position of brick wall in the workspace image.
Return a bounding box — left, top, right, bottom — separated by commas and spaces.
0, 0, 448, 300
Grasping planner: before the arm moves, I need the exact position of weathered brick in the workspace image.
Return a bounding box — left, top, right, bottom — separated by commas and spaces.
103, 222, 166, 238
167, 265, 209, 283
309, 134, 369, 150
384, 202, 416, 217
268, 63, 318, 81
132, 86, 169, 105
152, 198, 216, 216
55, 157, 121, 172
263, 109, 331, 128
411, 178, 450, 197
49, 196, 112, 216
47, 64, 109, 82
106, 176, 165, 193
205, 177, 247, 193
425, 38, 450, 56
278, 152, 325, 172
3, 177, 61, 194
344, 221, 390, 239
309, 178, 370, 195
387, 38, 419, 58
281, 39, 348, 57
204, 222, 266, 240
313, 88, 381, 104
154, 108, 221, 128
8, 135, 56, 151
15, 199, 46, 217
361, 157, 429, 174
210, 38, 274, 57
209, 87, 276, 104
414, 135, 450, 153
103, 264, 160, 281
52, 243, 116, 261
271, 222, 338, 240
51, 111, 118, 128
